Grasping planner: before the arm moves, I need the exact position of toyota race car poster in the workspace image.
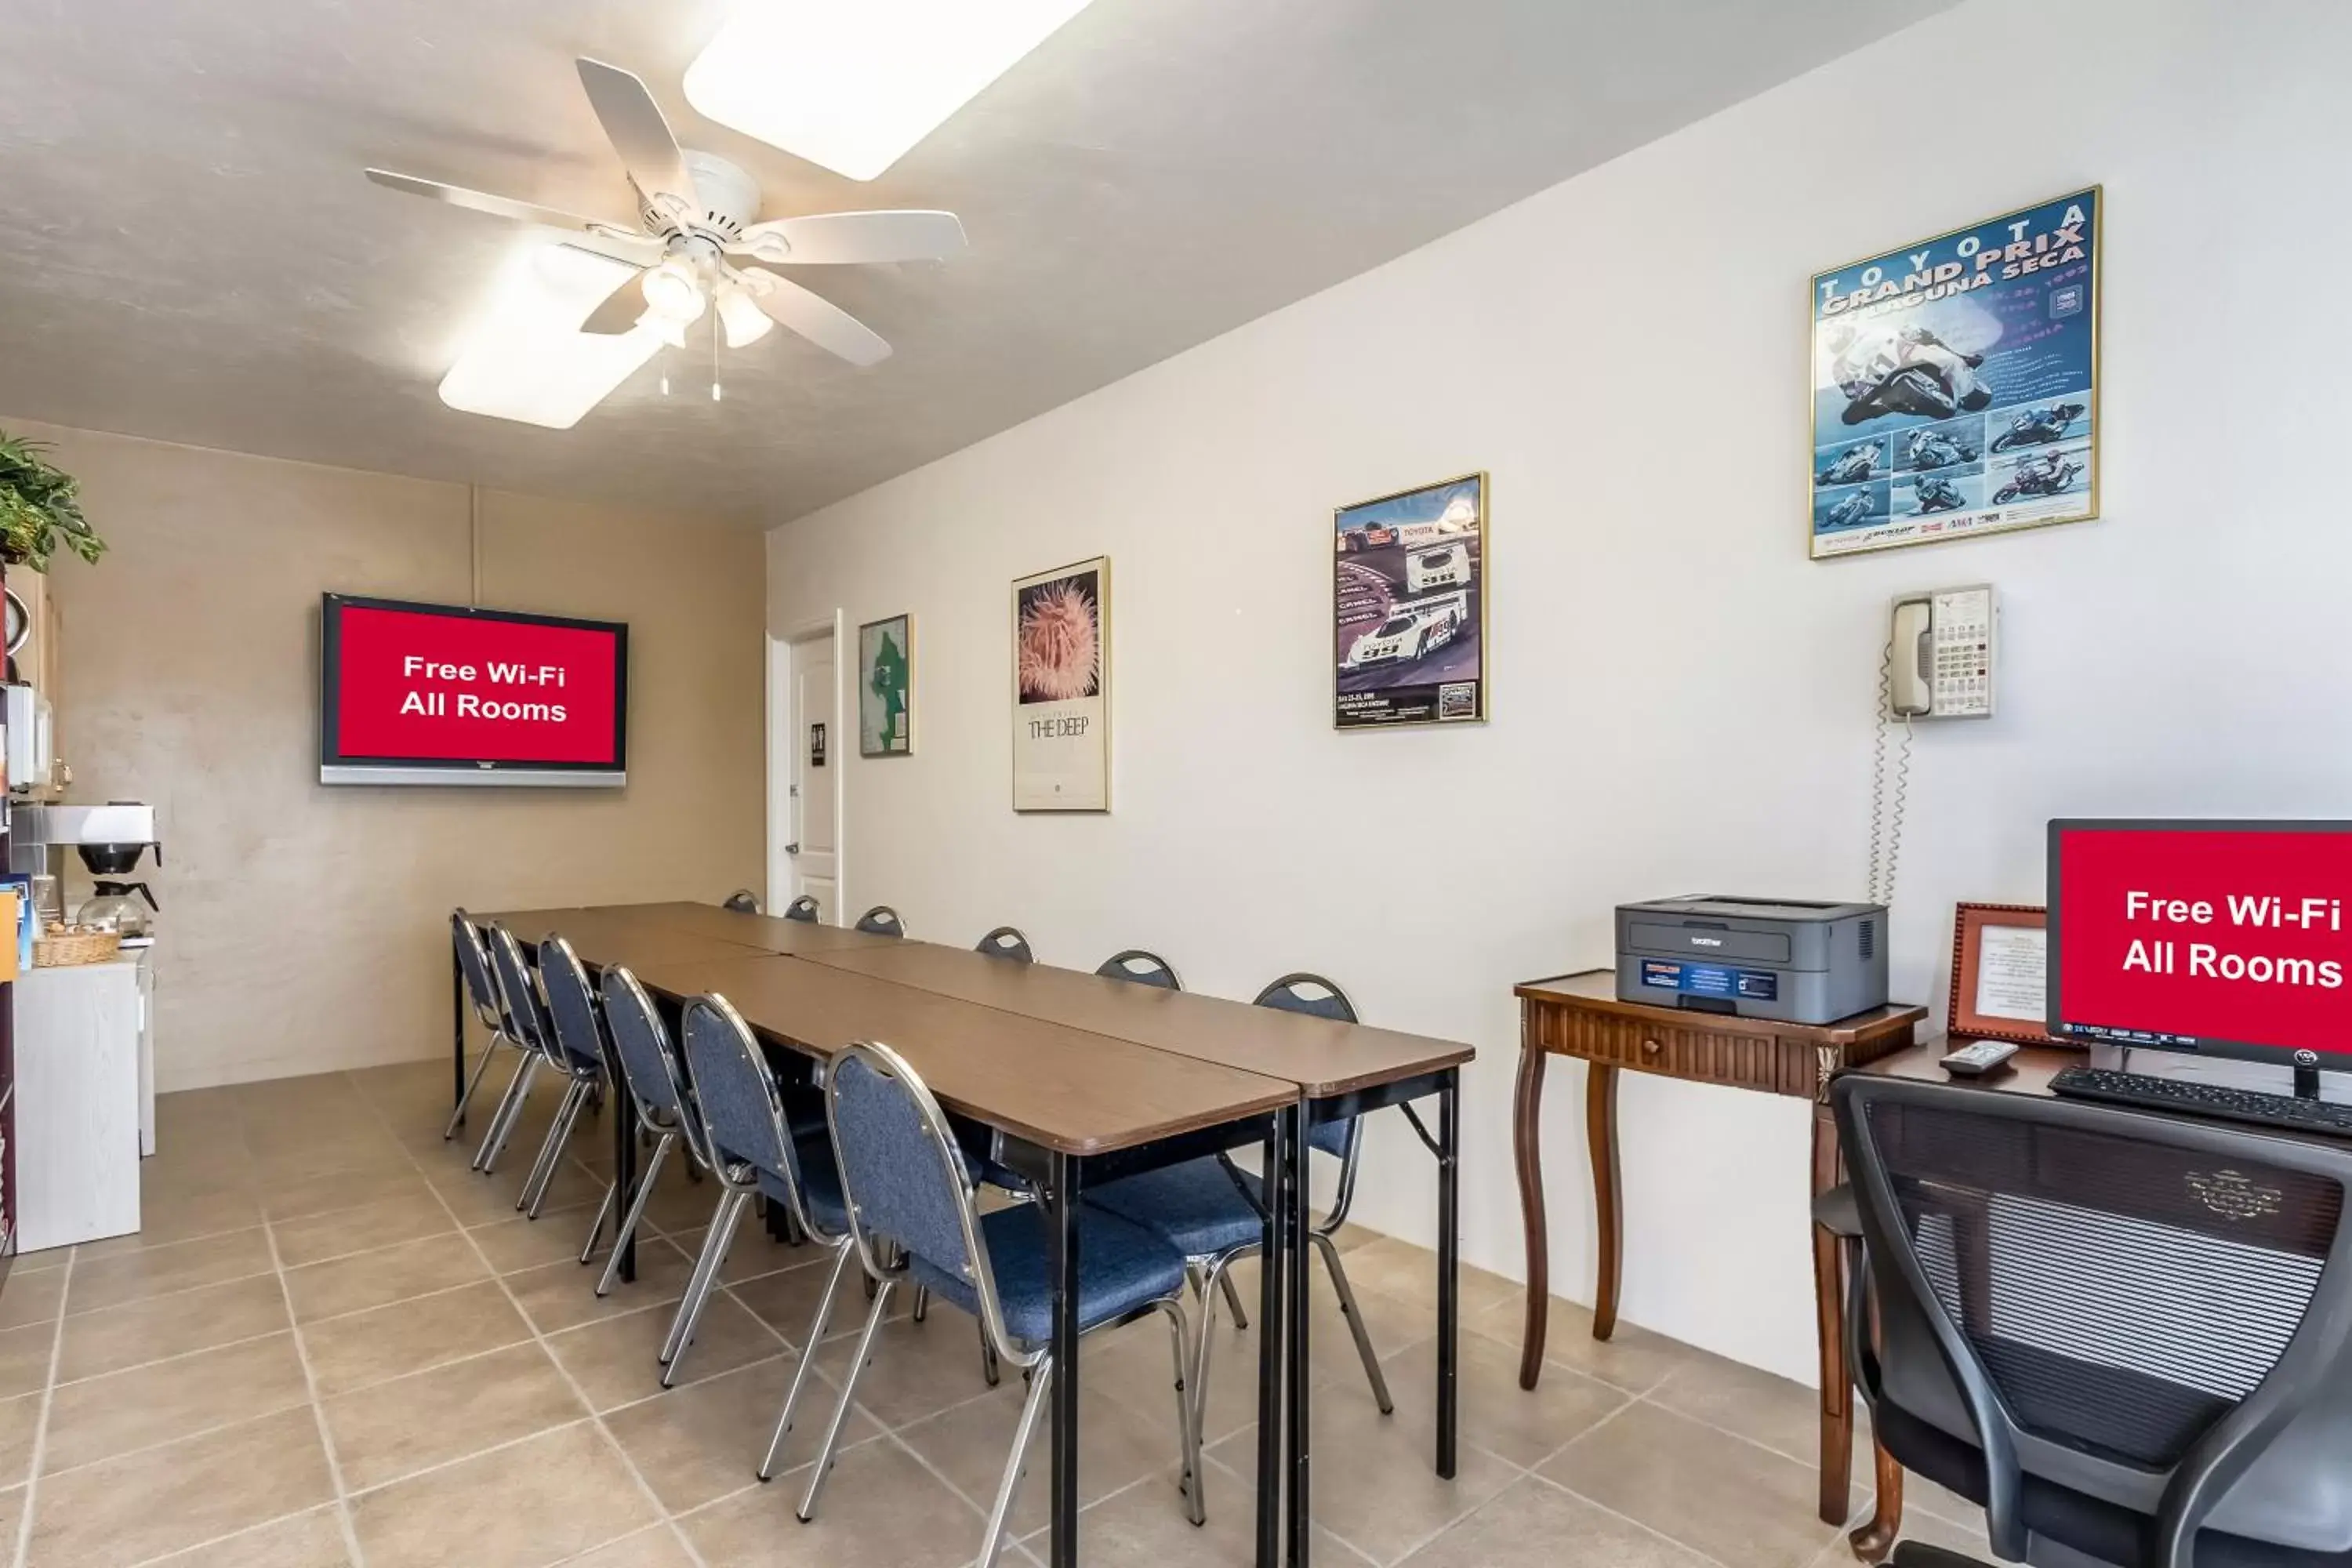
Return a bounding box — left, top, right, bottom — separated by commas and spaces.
1810, 187, 2100, 559
1334, 474, 1486, 729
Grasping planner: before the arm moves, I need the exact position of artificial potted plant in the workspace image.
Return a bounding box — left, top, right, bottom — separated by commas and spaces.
0, 432, 106, 572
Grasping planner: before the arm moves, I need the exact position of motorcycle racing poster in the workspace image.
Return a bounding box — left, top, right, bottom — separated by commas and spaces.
1810, 187, 2100, 559
1011, 557, 1109, 811
1334, 474, 1486, 729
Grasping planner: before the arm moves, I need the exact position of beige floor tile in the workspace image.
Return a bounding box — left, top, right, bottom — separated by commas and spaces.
25, 1406, 335, 1567
147, 1505, 354, 1567
1041, 1453, 1369, 1566
677, 1438, 977, 1568
6, 1248, 70, 1276
65, 1225, 277, 1315
561, 1526, 701, 1568
819, 1305, 1009, 1429
350, 1421, 660, 1568
1381, 1327, 1628, 1468
1337, 1237, 1523, 1321
1086, 1309, 1293, 1449
42, 1330, 312, 1473
325, 1341, 589, 1490
271, 1191, 456, 1269
1649, 1343, 1828, 1468
506, 1237, 697, 1335
1468, 1292, 1692, 1396
302, 1279, 532, 1398
0, 1268, 69, 1330
282, 1232, 490, 1323
1306, 1277, 1437, 1393
259, 1163, 438, 1225
546, 1291, 782, 1413
604, 1353, 880, 1513
0, 1391, 40, 1490
1403, 1473, 1715, 1568
906, 1379, 1188, 1543
132, 1182, 270, 1249
720, 1254, 874, 1347
471, 1207, 605, 1276
0, 1321, 60, 1401
1539, 1400, 1841, 1568
56, 1272, 292, 1383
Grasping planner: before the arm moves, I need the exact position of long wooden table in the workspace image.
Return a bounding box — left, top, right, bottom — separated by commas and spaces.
456, 903, 1472, 1568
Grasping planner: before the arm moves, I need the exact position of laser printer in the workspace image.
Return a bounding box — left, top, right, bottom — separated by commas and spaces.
1615, 895, 1887, 1024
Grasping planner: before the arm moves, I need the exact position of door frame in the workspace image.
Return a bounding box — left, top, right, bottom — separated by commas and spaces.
766, 612, 847, 920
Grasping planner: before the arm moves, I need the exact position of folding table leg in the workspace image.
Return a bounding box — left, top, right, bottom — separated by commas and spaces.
1255, 1107, 1291, 1568
1047, 1150, 1081, 1568
1436, 1069, 1461, 1479
1288, 1102, 1311, 1568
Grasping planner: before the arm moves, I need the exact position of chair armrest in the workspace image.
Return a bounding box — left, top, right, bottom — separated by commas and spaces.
1813, 1182, 1860, 1239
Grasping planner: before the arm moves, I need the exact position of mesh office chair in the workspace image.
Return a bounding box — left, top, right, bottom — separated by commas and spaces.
783, 895, 822, 924
975, 926, 1034, 963
854, 905, 906, 938
521, 936, 614, 1221
590, 965, 717, 1294
1834, 1073, 2352, 1568
445, 911, 519, 1141
723, 889, 762, 914
1095, 949, 1181, 990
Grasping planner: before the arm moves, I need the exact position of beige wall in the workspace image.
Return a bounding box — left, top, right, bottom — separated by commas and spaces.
5, 418, 765, 1090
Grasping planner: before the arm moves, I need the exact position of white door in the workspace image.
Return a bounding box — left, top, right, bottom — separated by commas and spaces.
784, 630, 839, 920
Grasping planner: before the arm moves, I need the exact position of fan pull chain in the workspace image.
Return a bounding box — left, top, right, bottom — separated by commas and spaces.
710, 309, 723, 401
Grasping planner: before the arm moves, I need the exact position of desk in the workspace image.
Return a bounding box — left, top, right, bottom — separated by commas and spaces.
1511, 971, 1926, 1534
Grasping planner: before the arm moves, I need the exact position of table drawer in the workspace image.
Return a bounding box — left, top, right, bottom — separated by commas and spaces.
1528, 1004, 1811, 1097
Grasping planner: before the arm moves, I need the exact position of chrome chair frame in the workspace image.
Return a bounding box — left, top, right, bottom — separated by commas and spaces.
851, 905, 906, 938
514, 935, 609, 1219
585, 965, 716, 1291
471, 922, 555, 1175
802, 1040, 1203, 1562
444, 910, 517, 1141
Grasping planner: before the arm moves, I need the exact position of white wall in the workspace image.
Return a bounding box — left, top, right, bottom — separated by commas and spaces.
767, 0, 2352, 1383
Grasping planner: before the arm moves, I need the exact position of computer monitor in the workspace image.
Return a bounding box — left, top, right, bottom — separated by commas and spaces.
2049, 819, 2352, 1080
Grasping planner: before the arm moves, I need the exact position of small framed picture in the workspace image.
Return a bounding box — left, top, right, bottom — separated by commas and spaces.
858, 613, 914, 757
1949, 902, 2066, 1047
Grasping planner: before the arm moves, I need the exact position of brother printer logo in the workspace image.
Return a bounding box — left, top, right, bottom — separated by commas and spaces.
1687, 936, 1723, 947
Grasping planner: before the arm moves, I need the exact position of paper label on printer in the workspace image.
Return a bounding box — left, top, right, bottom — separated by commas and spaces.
1639, 960, 1779, 1001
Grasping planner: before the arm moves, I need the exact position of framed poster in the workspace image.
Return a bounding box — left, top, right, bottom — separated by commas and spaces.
1811, 187, 2100, 560
1334, 472, 1486, 729
1949, 902, 2066, 1047
857, 613, 914, 757
1011, 557, 1109, 811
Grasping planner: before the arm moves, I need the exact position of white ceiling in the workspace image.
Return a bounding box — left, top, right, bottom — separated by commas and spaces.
0, 0, 1948, 526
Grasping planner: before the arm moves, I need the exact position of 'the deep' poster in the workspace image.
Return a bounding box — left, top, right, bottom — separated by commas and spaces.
1810, 188, 2100, 558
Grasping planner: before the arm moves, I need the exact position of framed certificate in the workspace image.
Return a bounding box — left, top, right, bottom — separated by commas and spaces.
1948, 902, 2067, 1047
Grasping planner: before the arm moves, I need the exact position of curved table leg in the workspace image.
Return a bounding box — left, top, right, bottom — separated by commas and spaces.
1587, 1062, 1621, 1342
1512, 1045, 1551, 1388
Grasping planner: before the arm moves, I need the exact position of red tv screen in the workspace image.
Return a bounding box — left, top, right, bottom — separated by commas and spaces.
2049, 820, 2352, 1065
321, 595, 628, 786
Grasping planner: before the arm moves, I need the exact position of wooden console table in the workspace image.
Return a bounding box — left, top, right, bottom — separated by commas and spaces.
1512, 971, 1926, 1549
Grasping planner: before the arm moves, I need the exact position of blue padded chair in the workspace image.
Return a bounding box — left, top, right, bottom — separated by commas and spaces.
445, 911, 520, 1141
472, 922, 557, 1176
852, 905, 906, 938
1095, 949, 1181, 990
589, 965, 718, 1293
670, 994, 855, 1402
722, 888, 762, 914
1086, 972, 1394, 1508
782, 895, 822, 924
975, 926, 1033, 963
800, 1040, 1203, 1557
518, 936, 614, 1221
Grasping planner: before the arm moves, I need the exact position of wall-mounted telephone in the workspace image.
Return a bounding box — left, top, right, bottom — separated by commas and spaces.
1889, 584, 1994, 720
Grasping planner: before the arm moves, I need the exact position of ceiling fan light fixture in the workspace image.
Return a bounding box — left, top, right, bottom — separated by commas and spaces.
684, 0, 1097, 181
641, 258, 707, 324
439, 243, 660, 428
715, 283, 776, 348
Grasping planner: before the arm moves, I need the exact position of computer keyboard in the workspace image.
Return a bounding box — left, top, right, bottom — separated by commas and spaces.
2050, 1065, 2352, 1138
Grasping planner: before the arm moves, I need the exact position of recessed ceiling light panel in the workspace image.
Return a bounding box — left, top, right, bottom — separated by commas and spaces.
438, 243, 661, 429
684, 0, 1096, 181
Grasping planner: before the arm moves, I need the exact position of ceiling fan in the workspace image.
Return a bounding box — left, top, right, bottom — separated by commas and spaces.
367, 58, 965, 379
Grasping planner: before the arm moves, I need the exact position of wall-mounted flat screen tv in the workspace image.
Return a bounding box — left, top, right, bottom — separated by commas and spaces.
319, 593, 629, 787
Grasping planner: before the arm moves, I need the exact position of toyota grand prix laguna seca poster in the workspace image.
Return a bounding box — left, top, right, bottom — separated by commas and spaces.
1810, 188, 2100, 559
1334, 474, 1486, 729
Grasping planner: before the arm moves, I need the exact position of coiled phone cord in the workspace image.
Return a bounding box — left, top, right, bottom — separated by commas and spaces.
1867, 637, 1914, 908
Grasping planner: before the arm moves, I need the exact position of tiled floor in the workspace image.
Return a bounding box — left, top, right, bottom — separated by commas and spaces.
0, 1059, 1989, 1568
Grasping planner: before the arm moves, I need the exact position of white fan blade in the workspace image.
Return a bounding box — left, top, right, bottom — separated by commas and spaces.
714, 283, 775, 348
580, 273, 648, 336
365, 168, 660, 264
729, 210, 967, 266
576, 59, 696, 212
735, 270, 890, 366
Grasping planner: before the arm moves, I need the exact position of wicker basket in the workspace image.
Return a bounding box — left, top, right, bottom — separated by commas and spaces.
34, 925, 122, 967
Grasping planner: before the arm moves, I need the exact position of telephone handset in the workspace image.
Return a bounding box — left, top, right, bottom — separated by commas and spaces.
1888, 585, 1994, 719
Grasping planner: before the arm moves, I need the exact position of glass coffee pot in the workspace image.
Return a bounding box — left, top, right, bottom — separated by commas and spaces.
77, 880, 158, 941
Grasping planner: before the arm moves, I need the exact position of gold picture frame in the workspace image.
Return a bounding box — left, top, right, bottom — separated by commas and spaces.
1333, 471, 1489, 730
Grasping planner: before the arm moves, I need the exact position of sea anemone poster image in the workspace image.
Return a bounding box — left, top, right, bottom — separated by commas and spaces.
1811, 187, 2099, 559
1334, 474, 1486, 729
1012, 557, 1109, 811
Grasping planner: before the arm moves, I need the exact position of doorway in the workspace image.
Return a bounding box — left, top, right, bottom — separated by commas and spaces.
768, 616, 844, 920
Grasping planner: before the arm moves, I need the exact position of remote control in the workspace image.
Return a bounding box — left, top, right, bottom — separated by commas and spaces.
1941, 1039, 2019, 1078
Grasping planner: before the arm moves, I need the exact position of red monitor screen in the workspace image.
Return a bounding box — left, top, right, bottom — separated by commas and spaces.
320, 594, 628, 786
2049, 820, 2352, 1065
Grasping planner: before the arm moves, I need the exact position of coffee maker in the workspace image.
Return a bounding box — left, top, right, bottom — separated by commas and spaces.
11, 801, 162, 946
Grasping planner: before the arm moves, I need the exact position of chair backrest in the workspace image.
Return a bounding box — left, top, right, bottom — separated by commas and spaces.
451, 910, 506, 1033
1835, 1073, 2352, 1567
722, 888, 762, 915
1096, 949, 1181, 990
826, 1040, 1010, 1348
680, 995, 824, 1231
535, 936, 609, 1076
783, 895, 822, 924
485, 923, 552, 1057
854, 905, 906, 938
597, 965, 706, 1161
1254, 973, 1362, 1160
975, 926, 1033, 964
